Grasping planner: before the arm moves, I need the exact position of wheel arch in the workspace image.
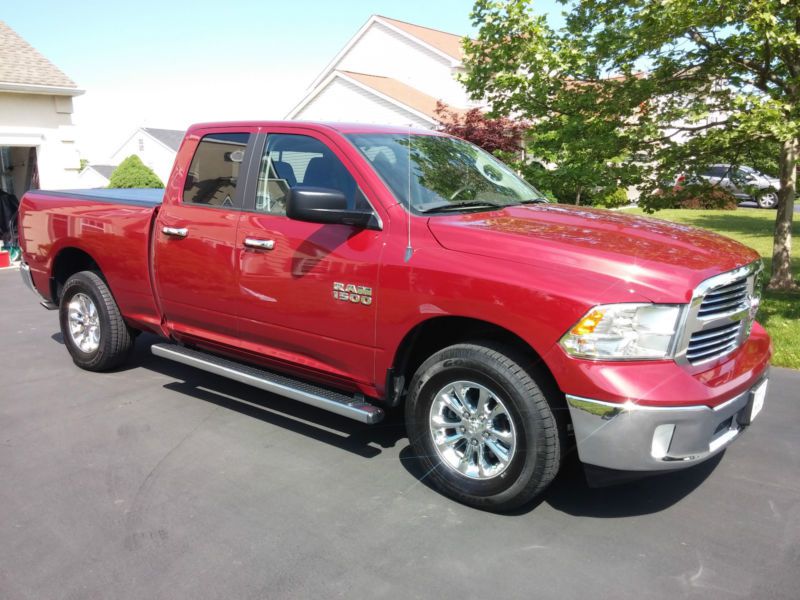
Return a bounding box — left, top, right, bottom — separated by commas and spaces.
387, 316, 563, 411
50, 246, 102, 303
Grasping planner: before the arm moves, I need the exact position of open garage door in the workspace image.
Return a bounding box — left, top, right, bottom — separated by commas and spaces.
1, 146, 38, 197
0, 146, 35, 263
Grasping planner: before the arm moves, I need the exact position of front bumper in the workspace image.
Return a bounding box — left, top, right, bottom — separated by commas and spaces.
566, 370, 768, 471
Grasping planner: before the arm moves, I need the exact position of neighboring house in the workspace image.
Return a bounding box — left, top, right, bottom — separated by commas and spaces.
108, 127, 183, 184
0, 20, 83, 197
76, 164, 115, 188
287, 15, 474, 128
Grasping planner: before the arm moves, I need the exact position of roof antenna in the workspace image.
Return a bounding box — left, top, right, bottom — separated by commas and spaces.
404, 124, 414, 262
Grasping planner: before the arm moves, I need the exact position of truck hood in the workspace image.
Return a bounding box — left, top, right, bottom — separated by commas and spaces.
426, 204, 760, 303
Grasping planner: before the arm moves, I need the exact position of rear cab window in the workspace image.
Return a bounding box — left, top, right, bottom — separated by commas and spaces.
183, 132, 252, 209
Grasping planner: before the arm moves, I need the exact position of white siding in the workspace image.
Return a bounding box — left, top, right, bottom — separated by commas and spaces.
336, 22, 470, 108
0, 93, 81, 191
295, 77, 433, 129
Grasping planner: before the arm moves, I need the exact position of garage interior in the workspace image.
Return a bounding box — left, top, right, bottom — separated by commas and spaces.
0, 145, 35, 264
0, 145, 38, 197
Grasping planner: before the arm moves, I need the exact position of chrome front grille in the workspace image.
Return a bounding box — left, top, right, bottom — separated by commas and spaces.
697, 278, 749, 318
676, 261, 763, 365
686, 322, 742, 362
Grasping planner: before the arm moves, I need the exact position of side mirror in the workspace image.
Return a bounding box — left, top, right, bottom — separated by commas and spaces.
286, 187, 378, 229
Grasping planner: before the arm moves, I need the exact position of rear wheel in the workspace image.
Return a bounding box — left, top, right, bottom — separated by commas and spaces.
59, 271, 134, 371
405, 343, 564, 512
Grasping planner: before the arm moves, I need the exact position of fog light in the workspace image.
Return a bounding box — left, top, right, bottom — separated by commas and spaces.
651, 424, 676, 459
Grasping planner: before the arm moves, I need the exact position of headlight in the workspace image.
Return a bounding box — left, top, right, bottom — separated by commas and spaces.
559, 303, 682, 360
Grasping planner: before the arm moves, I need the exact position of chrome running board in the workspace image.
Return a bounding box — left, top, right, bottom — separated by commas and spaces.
151, 343, 384, 424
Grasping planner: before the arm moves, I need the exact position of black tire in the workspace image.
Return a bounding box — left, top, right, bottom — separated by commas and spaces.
59, 271, 134, 371
405, 343, 564, 512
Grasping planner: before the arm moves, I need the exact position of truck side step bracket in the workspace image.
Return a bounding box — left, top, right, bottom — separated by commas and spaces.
151, 343, 384, 424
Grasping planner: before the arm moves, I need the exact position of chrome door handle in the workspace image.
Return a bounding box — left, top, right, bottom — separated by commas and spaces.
244, 238, 275, 250
162, 226, 188, 238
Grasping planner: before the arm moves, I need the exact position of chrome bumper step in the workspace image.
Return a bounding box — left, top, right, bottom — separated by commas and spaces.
151, 343, 384, 424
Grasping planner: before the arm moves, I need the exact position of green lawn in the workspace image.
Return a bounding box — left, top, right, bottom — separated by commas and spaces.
623, 207, 800, 369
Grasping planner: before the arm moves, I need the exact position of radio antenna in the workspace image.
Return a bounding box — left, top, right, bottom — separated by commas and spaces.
404, 124, 413, 262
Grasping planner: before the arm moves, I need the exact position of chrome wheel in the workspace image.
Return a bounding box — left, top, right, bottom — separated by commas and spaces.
67, 293, 101, 353
429, 381, 517, 480
758, 192, 778, 208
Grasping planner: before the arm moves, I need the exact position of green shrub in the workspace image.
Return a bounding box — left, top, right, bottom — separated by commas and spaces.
597, 187, 630, 208
108, 155, 164, 189
646, 183, 738, 211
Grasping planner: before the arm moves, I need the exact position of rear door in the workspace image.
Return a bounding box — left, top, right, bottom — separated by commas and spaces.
154, 127, 257, 345
234, 127, 386, 386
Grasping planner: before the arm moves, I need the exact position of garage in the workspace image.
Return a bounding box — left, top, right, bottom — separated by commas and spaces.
0, 19, 83, 264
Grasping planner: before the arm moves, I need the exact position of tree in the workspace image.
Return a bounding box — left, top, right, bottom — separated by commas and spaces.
434, 100, 527, 155
108, 155, 163, 189
463, 0, 799, 290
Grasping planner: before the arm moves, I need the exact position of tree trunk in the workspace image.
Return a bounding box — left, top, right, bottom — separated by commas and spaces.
768, 138, 797, 290
575, 186, 582, 206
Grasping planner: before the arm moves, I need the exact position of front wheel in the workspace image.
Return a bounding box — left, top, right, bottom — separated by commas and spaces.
757, 189, 778, 209
405, 343, 564, 512
59, 271, 134, 371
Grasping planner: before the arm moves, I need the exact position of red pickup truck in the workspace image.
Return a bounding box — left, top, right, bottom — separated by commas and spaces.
18, 121, 771, 511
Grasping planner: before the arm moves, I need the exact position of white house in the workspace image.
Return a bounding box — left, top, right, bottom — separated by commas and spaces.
287, 15, 475, 127
76, 164, 115, 188
0, 20, 83, 197
107, 127, 184, 184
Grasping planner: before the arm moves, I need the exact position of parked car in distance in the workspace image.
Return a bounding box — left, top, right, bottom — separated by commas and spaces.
18, 122, 772, 512
678, 164, 780, 209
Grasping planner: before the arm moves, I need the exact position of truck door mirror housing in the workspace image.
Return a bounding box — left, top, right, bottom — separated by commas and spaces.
286, 187, 378, 229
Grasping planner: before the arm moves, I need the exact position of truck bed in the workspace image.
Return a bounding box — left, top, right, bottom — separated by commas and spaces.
19, 187, 163, 333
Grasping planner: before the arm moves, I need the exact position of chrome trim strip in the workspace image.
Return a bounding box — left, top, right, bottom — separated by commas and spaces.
152, 343, 384, 424
565, 394, 708, 413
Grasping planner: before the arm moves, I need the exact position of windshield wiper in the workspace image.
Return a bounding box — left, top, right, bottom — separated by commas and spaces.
514, 198, 549, 205
418, 201, 505, 214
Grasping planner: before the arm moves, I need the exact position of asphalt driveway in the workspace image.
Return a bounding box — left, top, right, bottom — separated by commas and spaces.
1, 268, 798, 600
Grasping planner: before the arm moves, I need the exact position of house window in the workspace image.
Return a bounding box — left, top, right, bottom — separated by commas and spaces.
138, 138, 144, 151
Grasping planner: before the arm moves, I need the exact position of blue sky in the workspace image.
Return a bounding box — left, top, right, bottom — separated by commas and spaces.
4, 0, 565, 160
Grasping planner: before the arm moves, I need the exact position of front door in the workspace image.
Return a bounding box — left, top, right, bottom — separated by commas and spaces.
154, 128, 256, 345
235, 129, 385, 386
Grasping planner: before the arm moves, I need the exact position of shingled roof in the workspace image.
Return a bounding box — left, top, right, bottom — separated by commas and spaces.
377, 16, 465, 61
0, 20, 80, 93
142, 128, 184, 151
87, 165, 116, 179
339, 71, 467, 122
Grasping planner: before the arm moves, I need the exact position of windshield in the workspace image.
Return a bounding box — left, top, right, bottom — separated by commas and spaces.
346, 133, 545, 214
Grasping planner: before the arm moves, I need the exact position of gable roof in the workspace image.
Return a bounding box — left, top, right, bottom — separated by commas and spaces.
87, 165, 116, 179
0, 20, 81, 95
377, 16, 464, 61
142, 128, 184, 151
306, 15, 465, 94
288, 69, 468, 124
340, 71, 445, 122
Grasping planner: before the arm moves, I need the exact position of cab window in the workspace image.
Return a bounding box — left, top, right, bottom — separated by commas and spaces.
183, 132, 251, 208
254, 134, 370, 215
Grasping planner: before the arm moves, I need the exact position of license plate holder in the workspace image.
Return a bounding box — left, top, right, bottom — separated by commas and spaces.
739, 378, 768, 426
